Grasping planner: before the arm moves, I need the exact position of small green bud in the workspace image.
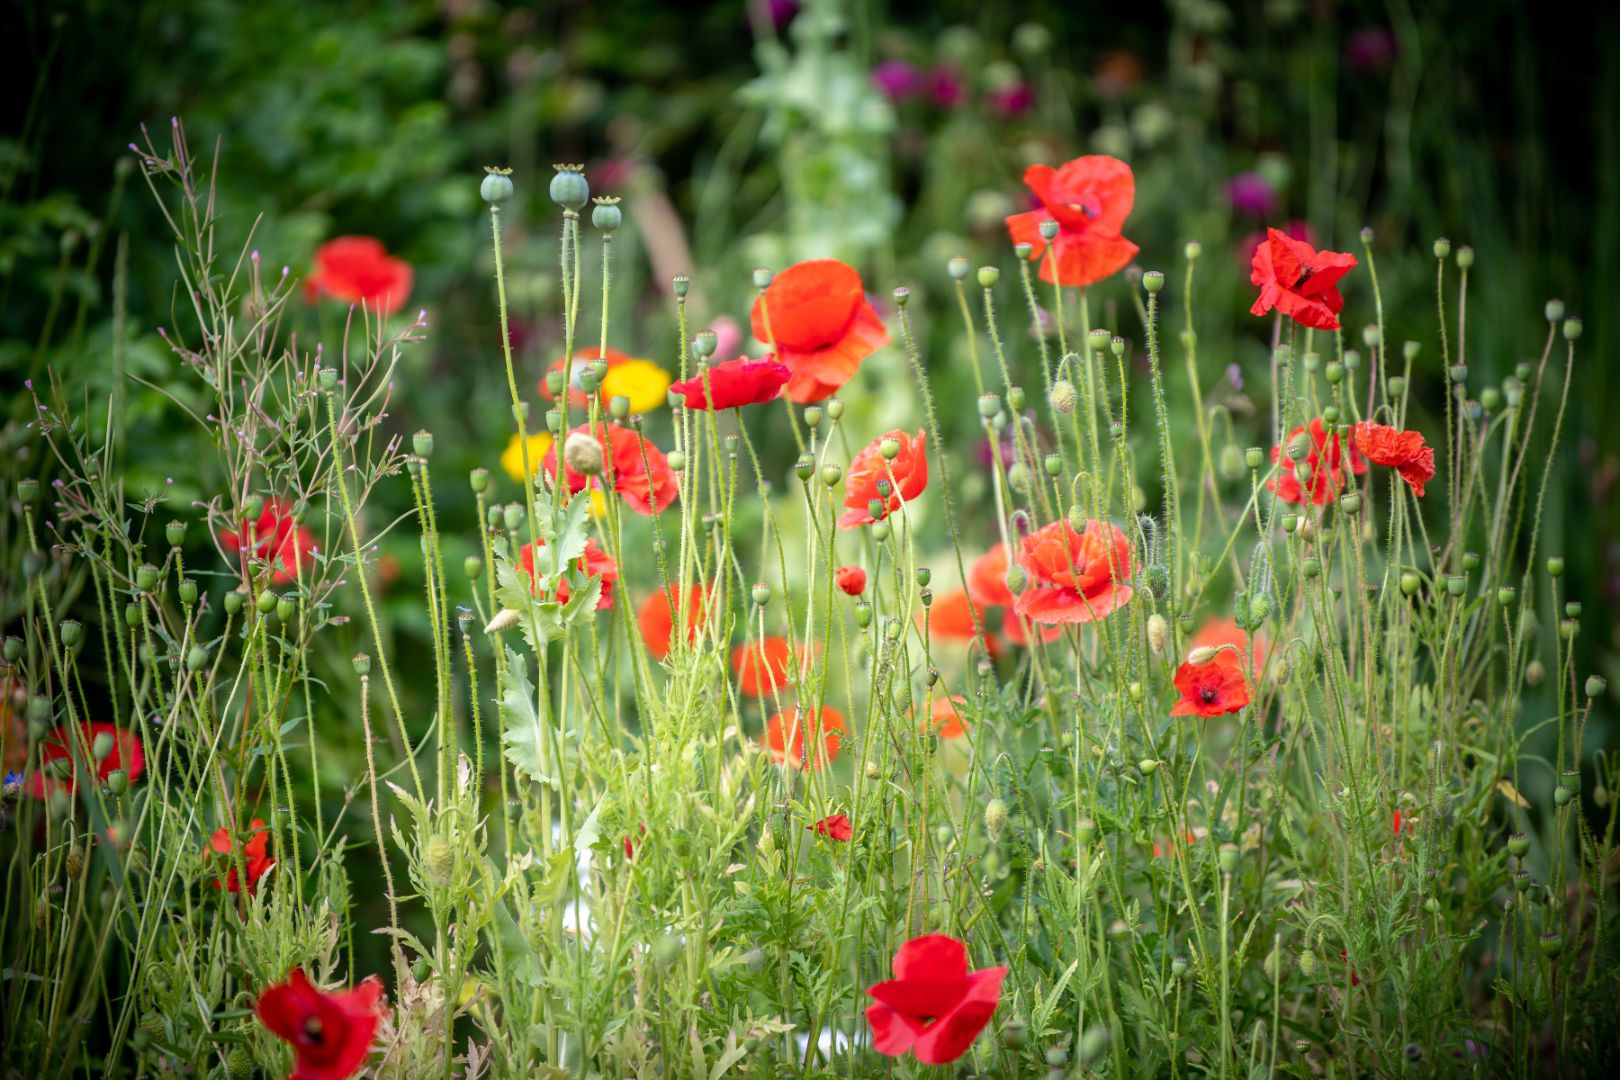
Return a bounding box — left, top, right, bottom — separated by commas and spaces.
1546, 556, 1565, 578
1433, 237, 1451, 259
275, 596, 296, 623
3, 636, 21, 662
1446, 575, 1465, 598
503, 503, 525, 532
1462, 551, 1480, 572
1566, 601, 1583, 618
17, 476, 40, 503
1324, 362, 1344, 384
1539, 932, 1563, 958
59, 620, 83, 647
1138, 758, 1159, 776
854, 601, 872, 628
1450, 364, 1469, 384
1456, 245, 1474, 268
947, 256, 971, 280
1564, 317, 1583, 341
165, 520, 186, 547
412, 430, 434, 458
1343, 349, 1361, 371
256, 589, 278, 615
92, 730, 116, 761
978, 393, 1001, 419
1185, 240, 1202, 261
1400, 572, 1421, 596
1245, 447, 1264, 470
108, 769, 130, 795
1554, 784, 1572, 807
318, 367, 339, 392
976, 266, 1000, 288
825, 398, 844, 420
224, 587, 244, 615
464, 555, 483, 581
1141, 270, 1164, 294
1387, 375, 1407, 396
1038, 218, 1060, 241
1322, 405, 1341, 425
1497, 586, 1517, 606
1006, 385, 1026, 412
1043, 453, 1062, 477
179, 578, 198, 606
879, 437, 901, 461
1586, 675, 1607, 699
751, 583, 772, 607
352, 653, 372, 676
1525, 659, 1545, 686
821, 463, 842, 488
1338, 493, 1362, 516
984, 798, 1010, 842
136, 563, 160, 592
1301, 558, 1321, 579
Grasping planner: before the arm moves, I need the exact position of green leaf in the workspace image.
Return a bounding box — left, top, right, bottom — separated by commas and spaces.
494, 901, 544, 987
499, 647, 552, 786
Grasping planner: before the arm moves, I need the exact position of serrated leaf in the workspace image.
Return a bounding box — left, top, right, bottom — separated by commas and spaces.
573, 798, 603, 856
499, 647, 552, 786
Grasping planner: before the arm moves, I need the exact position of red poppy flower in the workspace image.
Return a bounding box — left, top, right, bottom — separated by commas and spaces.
669, 357, 792, 410
923, 589, 1000, 658
1392, 809, 1403, 836
305, 237, 412, 317
221, 498, 318, 585
624, 822, 647, 860
1189, 617, 1268, 672
209, 817, 275, 895
517, 537, 619, 610
24, 722, 145, 799
1170, 659, 1251, 718
751, 259, 889, 403
1013, 519, 1133, 625
256, 968, 383, 1080
1338, 950, 1362, 987
731, 637, 809, 697
809, 813, 853, 841
839, 429, 928, 530
866, 934, 1007, 1065
762, 706, 845, 771
967, 545, 1015, 607
1353, 422, 1436, 498
1269, 418, 1366, 505
924, 695, 970, 740
636, 583, 711, 659
543, 422, 678, 516
1006, 156, 1140, 288
835, 565, 867, 596
1249, 228, 1358, 331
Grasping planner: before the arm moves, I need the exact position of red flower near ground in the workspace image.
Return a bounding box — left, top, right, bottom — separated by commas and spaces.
25, 722, 145, 799
221, 498, 318, 585
866, 934, 1007, 1065
1393, 809, 1403, 836
1269, 418, 1366, 505
543, 422, 679, 515
517, 537, 619, 610
636, 583, 711, 660
1249, 228, 1358, 331
306, 237, 412, 317
925, 695, 970, 740
1006, 156, 1140, 287
1170, 659, 1252, 718
839, 429, 928, 530
1014, 520, 1133, 625
730, 637, 806, 697
924, 589, 999, 658
1190, 617, 1268, 672
835, 565, 867, 596
1353, 422, 1436, 498
762, 706, 845, 771
809, 813, 853, 841
1339, 950, 1362, 987
751, 259, 889, 403
670, 357, 792, 410
256, 968, 383, 1080
209, 817, 275, 895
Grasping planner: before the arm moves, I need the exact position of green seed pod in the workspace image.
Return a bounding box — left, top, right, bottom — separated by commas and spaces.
671, 274, 690, 299
1456, 245, 1474, 268
464, 555, 483, 580
1400, 572, 1421, 596
751, 583, 772, 607
1338, 493, 1362, 516
1566, 601, 1583, 618
178, 578, 198, 606
108, 769, 129, 796
793, 454, 814, 481
1219, 444, 1244, 480
821, 463, 842, 488
1497, 586, 1517, 607
1075, 818, 1096, 847
319, 368, 339, 392
124, 603, 141, 628
1507, 832, 1530, 857
412, 430, 434, 458
1387, 375, 1407, 397
1244, 447, 1264, 470
353, 653, 371, 676
1138, 758, 1159, 776
1006, 385, 1026, 412
1324, 361, 1344, 384
1480, 386, 1501, 412
1546, 556, 1565, 578
947, 256, 971, 280
480, 168, 514, 204
275, 596, 297, 623
17, 477, 40, 503
1423, 896, 1441, 914
1539, 932, 1563, 957
136, 563, 160, 592
591, 197, 623, 232
854, 601, 872, 628
224, 588, 244, 615
1322, 405, 1340, 425
1038, 218, 1060, 241
872, 520, 891, 541
59, 620, 83, 647
92, 730, 116, 761
186, 645, 209, 673
1586, 675, 1607, 698
1141, 270, 1165, 294
3, 636, 21, 662
1445, 576, 1466, 598
976, 266, 999, 289
503, 503, 525, 532
803, 406, 823, 429
548, 164, 589, 210
825, 398, 845, 420
1216, 841, 1240, 872
1001, 1021, 1029, 1051
1564, 317, 1583, 341
752, 267, 774, 290
1553, 784, 1572, 807
165, 520, 186, 548
977, 393, 1001, 419
1525, 659, 1545, 686
1171, 955, 1189, 978
1302, 558, 1321, 579
255, 589, 278, 615
1042, 453, 1062, 478
892, 286, 910, 307
879, 437, 901, 461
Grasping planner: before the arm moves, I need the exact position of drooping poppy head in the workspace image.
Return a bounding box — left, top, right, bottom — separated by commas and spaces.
839, 429, 928, 530
306, 237, 413, 317
924, 695, 970, 740
866, 934, 1007, 1065
25, 722, 145, 799
636, 583, 712, 660
542, 421, 678, 515
1269, 418, 1366, 505
256, 968, 384, 1080
1353, 422, 1435, 498
220, 498, 318, 585
762, 706, 845, 771
1013, 519, 1133, 625
809, 813, 853, 841
669, 356, 792, 410
1189, 617, 1268, 673
540, 346, 671, 413
209, 817, 275, 895
835, 565, 867, 596
517, 536, 619, 610
750, 259, 890, 403
1006, 156, 1140, 287
1170, 658, 1252, 718
500, 431, 555, 485
1249, 228, 1358, 331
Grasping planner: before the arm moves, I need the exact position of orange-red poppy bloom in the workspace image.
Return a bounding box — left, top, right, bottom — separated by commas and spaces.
1170, 659, 1251, 718
543, 421, 679, 515
220, 498, 318, 585
835, 565, 867, 596
669, 357, 792, 410
751, 259, 889, 403
256, 968, 383, 1080
967, 545, 1015, 607
839, 429, 928, 529
762, 706, 845, 770
809, 813, 853, 841
1249, 228, 1358, 331
923, 588, 999, 658
1353, 422, 1436, 497
1006, 156, 1140, 287
866, 934, 1006, 1065
1013, 519, 1133, 625
24, 722, 145, 799
925, 695, 970, 740
731, 636, 808, 697
623, 822, 646, 860
1189, 617, 1268, 672
306, 237, 412, 316
636, 583, 711, 659
209, 817, 275, 895
517, 537, 619, 610
1269, 418, 1366, 505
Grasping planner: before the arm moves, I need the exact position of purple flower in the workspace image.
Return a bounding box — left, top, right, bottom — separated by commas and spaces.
872, 60, 925, 102
1226, 172, 1278, 219
926, 65, 967, 109
1345, 27, 1397, 73
755, 0, 798, 31
987, 81, 1035, 118
1225, 364, 1243, 391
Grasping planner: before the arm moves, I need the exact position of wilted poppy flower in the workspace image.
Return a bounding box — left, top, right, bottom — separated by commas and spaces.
256, 968, 383, 1080
835, 565, 867, 596
543, 421, 678, 515
636, 583, 712, 660
669, 357, 791, 410
866, 933, 1006, 1065
809, 813, 853, 841
25, 721, 145, 799
751, 259, 889, 403
1270, 418, 1366, 505
1170, 658, 1251, 718
762, 706, 845, 770
1353, 422, 1435, 497
925, 695, 970, 740
306, 237, 412, 316
209, 817, 275, 895
517, 537, 619, 610
839, 429, 928, 529
1014, 519, 1133, 625
1006, 156, 1140, 287
1189, 617, 1268, 672
1249, 228, 1358, 331
221, 498, 318, 585
541, 346, 670, 413
731, 636, 808, 697
500, 431, 555, 485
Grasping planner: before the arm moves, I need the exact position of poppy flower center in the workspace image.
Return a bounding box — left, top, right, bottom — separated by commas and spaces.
1200, 686, 1219, 704
303, 1017, 324, 1044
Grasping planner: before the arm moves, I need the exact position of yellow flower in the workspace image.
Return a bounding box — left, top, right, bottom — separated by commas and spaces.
501, 431, 554, 484
599, 358, 672, 414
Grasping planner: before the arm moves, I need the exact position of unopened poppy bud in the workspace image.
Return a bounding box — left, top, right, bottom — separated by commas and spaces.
1148, 613, 1169, 654
59, 619, 83, 647
1525, 659, 1545, 686
464, 555, 483, 581
224, 588, 244, 615
1217, 843, 1239, 875
1564, 317, 1582, 341
978, 393, 1000, 419
1219, 444, 1244, 480
412, 430, 434, 458
480, 167, 514, 204
825, 398, 844, 420
1387, 376, 1407, 398
1554, 783, 1572, 806
4, 636, 21, 662
1007, 463, 1030, 493
1171, 956, 1189, 978
976, 266, 999, 288
92, 730, 115, 761
751, 583, 771, 607
591, 196, 622, 232
1038, 219, 1060, 241
984, 798, 1010, 842
1142, 270, 1164, 294
136, 563, 160, 592
855, 601, 872, 628
1049, 379, 1077, 415
1043, 453, 1062, 477
276, 596, 296, 622
17, 477, 39, 503
1188, 645, 1217, 666
318, 367, 339, 392
1322, 405, 1340, 425
1302, 557, 1321, 579
1138, 758, 1159, 776
549, 164, 589, 210
180, 642, 208, 673
1324, 361, 1344, 384
1587, 675, 1607, 699
503, 503, 525, 531
821, 463, 842, 487
1068, 504, 1085, 531
255, 589, 278, 616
